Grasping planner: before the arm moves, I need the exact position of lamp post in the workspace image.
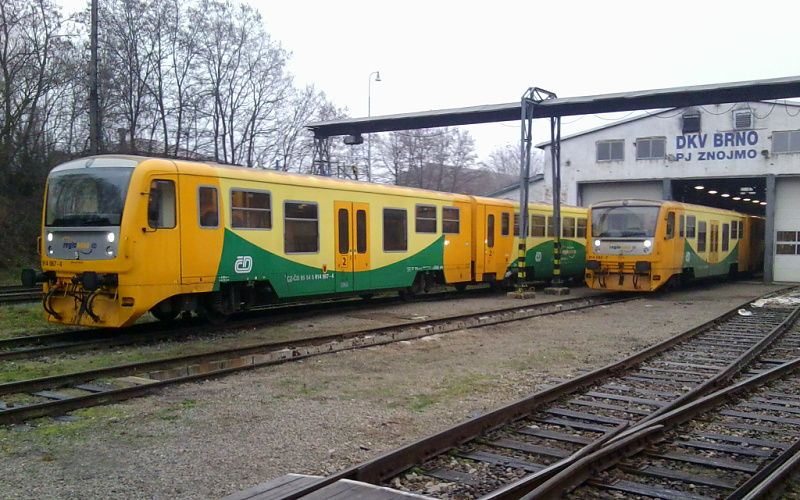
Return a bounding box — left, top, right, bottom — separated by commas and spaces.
367, 70, 381, 182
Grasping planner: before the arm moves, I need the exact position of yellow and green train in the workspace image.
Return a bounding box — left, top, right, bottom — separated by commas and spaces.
23, 155, 587, 328
585, 199, 764, 292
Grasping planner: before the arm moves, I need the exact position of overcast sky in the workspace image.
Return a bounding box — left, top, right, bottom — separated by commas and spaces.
60, 0, 800, 160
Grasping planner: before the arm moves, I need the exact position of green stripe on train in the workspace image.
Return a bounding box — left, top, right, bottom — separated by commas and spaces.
509, 240, 586, 279
214, 229, 444, 297
683, 240, 739, 278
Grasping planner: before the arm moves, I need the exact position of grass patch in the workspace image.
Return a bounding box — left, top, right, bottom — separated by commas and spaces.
0, 405, 129, 455
0, 303, 71, 339
506, 347, 579, 372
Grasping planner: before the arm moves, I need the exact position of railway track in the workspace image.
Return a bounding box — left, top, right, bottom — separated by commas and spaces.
528, 323, 800, 499
0, 285, 41, 304
0, 287, 494, 362
254, 287, 800, 500
0, 293, 632, 426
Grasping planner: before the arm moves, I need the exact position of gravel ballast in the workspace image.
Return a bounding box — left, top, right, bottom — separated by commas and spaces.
0, 281, 786, 499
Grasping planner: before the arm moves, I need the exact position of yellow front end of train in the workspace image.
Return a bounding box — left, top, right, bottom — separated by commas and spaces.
584, 200, 756, 292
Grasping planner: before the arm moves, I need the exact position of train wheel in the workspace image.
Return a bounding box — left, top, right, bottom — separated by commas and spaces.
359, 293, 375, 301
398, 288, 416, 302
150, 300, 180, 322
454, 284, 467, 292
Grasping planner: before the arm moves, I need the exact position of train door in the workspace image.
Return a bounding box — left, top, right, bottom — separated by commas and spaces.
709, 220, 720, 265
179, 177, 225, 284
138, 173, 181, 285
334, 201, 370, 292
482, 205, 502, 280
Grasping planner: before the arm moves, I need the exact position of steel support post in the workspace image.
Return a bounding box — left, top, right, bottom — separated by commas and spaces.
513, 95, 534, 296
764, 174, 776, 282
312, 137, 331, 176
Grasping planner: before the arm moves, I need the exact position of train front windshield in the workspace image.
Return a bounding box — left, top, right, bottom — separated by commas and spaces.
591, 206, 660, 238
45, 167, 134, 227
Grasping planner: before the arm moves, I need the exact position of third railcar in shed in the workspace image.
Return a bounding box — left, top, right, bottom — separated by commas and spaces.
585, 199, 763, 292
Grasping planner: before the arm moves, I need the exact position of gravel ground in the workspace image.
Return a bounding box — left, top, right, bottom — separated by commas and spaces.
0, 281, 786, 499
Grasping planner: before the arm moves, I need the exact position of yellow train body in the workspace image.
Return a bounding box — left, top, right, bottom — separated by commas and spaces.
33, 156, 531, 327
585, 199, 763, 292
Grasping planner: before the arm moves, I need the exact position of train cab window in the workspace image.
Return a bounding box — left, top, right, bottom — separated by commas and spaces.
722, 223, 730, 251
697, 221, 707, 252
231, 189, 271, 229
686, 215, 697, 239
513, 213, 520, 237
148, 180, 176, 229
198, 186, 219, 228
501, 213, 510, 236
442, 207, 460, 234
531, 215, 546, 237
665, 212, 675, 239
383, 208, 407, 251
415, 205, 436, 233
284, 202, 319, 253
679, 215, 685, 238
487, 214, 495, 248
338, 209, 349, 254
546, 216, 555, 237
731, 220, 739, 239
562, 217, 576, 238
577, 218, 587, 238
356, 210, 367, 253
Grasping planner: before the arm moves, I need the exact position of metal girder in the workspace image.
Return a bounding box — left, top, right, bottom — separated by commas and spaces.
306, 76, 800, 139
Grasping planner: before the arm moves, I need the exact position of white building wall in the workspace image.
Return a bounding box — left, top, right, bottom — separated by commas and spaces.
541, 102, 800, 206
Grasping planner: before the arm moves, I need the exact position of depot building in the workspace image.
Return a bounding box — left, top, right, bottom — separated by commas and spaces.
492, 101, 800, 282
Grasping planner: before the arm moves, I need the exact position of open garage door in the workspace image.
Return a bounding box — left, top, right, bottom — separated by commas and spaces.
579, 181, 662, 207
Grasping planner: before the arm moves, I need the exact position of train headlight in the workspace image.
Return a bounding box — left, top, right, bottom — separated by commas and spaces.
643, 240, 652, 248
594, 239, 601, 247
106, 246, 115, 256
47, 232, 53, 242
106, 232, 115, 243
48, 246, 54, 255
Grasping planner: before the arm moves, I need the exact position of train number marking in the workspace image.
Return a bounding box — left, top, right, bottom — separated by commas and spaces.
234, 255, 253, 274
685, 251, 691, 264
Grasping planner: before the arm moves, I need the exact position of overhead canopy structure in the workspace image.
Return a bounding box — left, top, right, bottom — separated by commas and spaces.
307, 75, 800, 138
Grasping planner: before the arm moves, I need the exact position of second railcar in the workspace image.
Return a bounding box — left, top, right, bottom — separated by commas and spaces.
585, 199, 762, 292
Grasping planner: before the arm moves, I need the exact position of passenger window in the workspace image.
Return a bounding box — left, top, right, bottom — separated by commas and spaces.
731, 220, 739, 239
501, 212, 510, 236
697, 221, 707, 252
148, 180, 176, 229
284, 202, 319, 253
665, 212, 675, 239
513, 213, 520, 237
415, 205, 436, 233
686, 215, 697, 238
576, 218, 587, 238
679, 215, 685, 238
487, 214, 495, 248
383, 208, 407, 251
722, 223, 730, 251
356, 210, 367, 253
338, 209, 349, 254
546, 216, 554, 237
442, 207, 460, 234
231, 190, 271, 229
562, 217, 576, 238
531, 215, 546, 237
198, 186, 219, 228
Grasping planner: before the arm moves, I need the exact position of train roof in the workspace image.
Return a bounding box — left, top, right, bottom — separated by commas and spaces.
589, 199, 757, 217
54, 155, 476, 202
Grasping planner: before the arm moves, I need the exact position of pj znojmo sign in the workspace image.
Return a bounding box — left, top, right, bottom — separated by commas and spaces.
673, 131, 760, 162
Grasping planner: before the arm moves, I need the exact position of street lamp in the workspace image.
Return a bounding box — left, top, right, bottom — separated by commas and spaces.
367, 70, 381, 182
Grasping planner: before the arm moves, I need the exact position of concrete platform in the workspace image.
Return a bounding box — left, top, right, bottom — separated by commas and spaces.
223, 474, 432, 500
